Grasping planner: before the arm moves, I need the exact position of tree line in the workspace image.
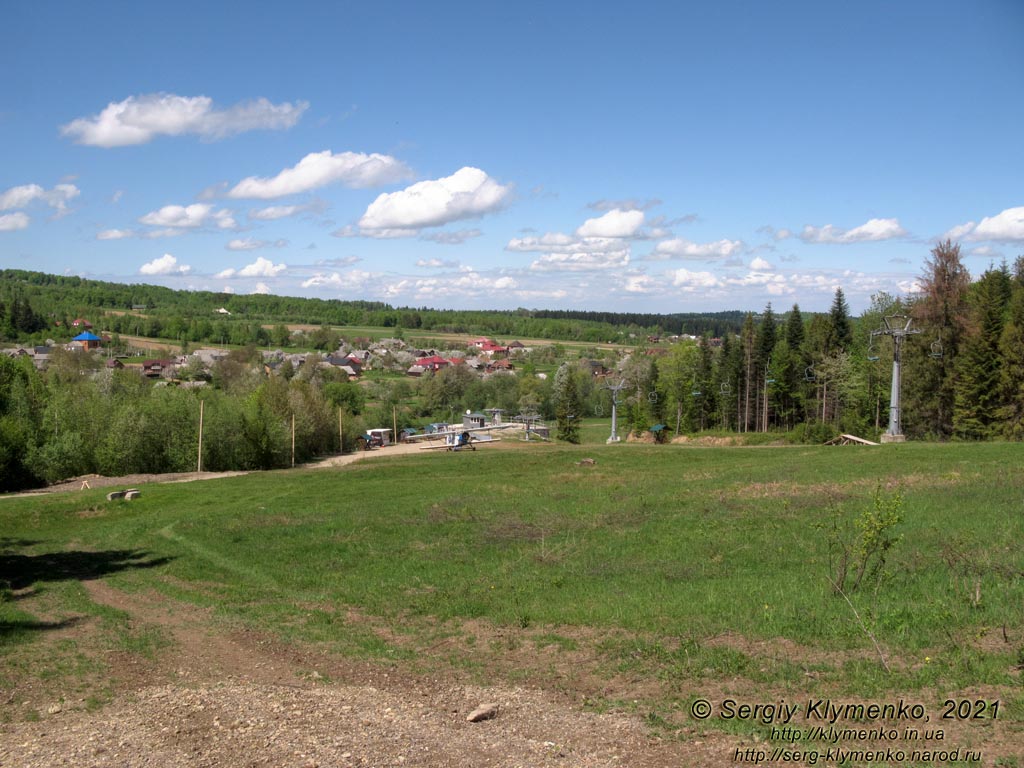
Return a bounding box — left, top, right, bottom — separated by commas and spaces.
2, 241, 1023, 492
0, 269, 746, 346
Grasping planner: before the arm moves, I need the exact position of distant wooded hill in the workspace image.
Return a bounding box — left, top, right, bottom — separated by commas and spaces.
0, 269, 747, 343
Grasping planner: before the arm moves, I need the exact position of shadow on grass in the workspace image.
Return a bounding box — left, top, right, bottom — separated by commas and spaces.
0, 616, 84, 641
0, 548, 174, 591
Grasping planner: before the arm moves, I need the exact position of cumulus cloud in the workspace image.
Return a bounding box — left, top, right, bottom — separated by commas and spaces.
757, 225, 792, 241
506, 233, 577, 252
652, 237, 745, 260
381, 272, 518, 300
246, 201, 330, 221
97, 229, 133, 240
139, 254, 191, 275
941, 221, 977, 241
420, 229, 482, 245
0, 183, 80, 216
529, 249, 630, 272
357, 167, 510, 233
0, 212, 30, 231
226, 237, 287, 251
800, 217, 906, 244
229, 150, 412, 199
576, 208, 644, 238
315, 256, 361, 267
947, 206, 1024, 242
302, 272, 347, 289
750, 256, 774, 270
138, 203, 236, 231
672, 268, 724, 289
61, 93, 308, 147
252, 282, 271, 295
216, 256, 287, 279
416, 258, 461, 268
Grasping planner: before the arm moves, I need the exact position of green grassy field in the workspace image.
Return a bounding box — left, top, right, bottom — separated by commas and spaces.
2, 441, 1023, 753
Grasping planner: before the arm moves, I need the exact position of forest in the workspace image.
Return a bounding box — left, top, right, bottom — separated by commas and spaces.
1, 241, 1022, 492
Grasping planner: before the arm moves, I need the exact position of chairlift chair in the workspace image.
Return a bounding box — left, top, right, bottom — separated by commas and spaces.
930, 338, 943, 359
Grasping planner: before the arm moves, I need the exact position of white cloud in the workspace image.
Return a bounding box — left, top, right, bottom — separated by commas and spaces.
970, 206, 1024, 242
416, 258, 460, 268
229, 150, 412, 199
139, 203, 211, 228
226, 238, 263, 251
216, 256, 287, 279
315, 256, 361, 267
249, 204, 304, 221
138, 203, 236, 231
941, 221, 977, 241
750, 256, 774, 270
672, 268, 723, 289
142, 228, 187, 239
139, 254, 191, 275
97, 228, 133, 240
253, 282, 271, 295
358, 167, 510, 233
506, 233, 577, 252
381, 272, 519, 300
575, 208, 644, 238
420, 229, 482, 244
624, 274, 662, 294
800, 217, 906, 244
530, 249, 630, 272
0, 183, 80, 215
0, 212, 30, 231
302, 272, 347, 289
653, 237, 745, 259
61, 93, 308, 147
228, 237, 287, 250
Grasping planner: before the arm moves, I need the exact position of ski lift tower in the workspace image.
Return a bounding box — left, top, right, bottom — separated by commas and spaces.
604, 379, 628, 444
871, 315, 921, 443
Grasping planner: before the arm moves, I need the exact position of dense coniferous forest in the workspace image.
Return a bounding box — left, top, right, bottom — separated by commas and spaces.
2, 241, 1023, 492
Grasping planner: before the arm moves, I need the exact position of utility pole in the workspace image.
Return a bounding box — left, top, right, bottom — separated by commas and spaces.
871, 315, 921, 443
604, 379, 627, 443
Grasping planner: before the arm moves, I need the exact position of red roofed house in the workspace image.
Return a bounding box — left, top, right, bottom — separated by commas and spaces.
416, 355, 452, 373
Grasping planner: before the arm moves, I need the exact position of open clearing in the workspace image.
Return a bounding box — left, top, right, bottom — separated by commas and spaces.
2, 441, 1022, 766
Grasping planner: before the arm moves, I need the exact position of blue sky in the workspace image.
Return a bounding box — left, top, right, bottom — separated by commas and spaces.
2, 0, 1022, 314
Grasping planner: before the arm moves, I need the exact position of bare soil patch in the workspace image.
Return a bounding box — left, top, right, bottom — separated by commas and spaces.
0, 582, 733, 767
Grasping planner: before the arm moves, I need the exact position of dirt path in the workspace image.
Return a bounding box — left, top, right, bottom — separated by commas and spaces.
6, 438, 505, 498
0, 582, 728, 767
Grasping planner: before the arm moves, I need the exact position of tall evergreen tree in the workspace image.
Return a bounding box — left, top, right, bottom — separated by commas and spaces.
740, 312, 756, 431
754, 303, 777, 430
785, 303, 805, 351
905, 240, 971, 438
953, 267, 1009, 438
553, 363, 582, 443
826, 288, 853, 353
997, 265, 1024, 438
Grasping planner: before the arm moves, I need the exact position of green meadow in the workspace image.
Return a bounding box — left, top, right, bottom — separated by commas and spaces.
2, 441, 1023, 744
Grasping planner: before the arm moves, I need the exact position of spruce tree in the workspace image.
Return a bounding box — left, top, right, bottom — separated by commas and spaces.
953, 268, 1007, 438
996, 263, 1024, 438
553, 363, 582, 443
826, 288, 853, 353
905, 240, 970, 438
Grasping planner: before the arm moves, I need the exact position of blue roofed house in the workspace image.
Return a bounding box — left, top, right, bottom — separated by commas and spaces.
72, 331, 102, 350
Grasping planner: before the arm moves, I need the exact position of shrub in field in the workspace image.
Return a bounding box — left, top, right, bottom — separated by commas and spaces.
821, 484, 904, 595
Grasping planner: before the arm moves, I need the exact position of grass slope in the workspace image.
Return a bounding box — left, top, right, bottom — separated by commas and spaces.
2, 441, 1023, 745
